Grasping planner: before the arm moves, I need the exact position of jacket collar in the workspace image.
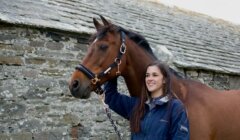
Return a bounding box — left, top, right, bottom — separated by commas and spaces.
145, 95, 170, 106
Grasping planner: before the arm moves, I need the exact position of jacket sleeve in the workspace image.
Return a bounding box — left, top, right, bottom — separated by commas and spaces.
170, 100, 190, 140
104, 78, 137, 120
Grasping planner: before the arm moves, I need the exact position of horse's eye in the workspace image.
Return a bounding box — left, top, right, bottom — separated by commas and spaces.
99, 45, 108, 51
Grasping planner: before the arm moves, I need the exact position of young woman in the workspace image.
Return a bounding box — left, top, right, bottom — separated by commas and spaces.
104, 61, 189, 140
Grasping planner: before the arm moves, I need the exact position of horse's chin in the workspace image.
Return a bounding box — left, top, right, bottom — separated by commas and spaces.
71, 87, 92, 99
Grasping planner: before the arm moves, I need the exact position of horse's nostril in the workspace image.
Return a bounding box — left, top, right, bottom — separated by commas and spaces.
72, 80, 79, 89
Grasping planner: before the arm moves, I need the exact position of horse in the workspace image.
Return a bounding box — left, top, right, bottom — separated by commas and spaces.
69, 16, 240, 140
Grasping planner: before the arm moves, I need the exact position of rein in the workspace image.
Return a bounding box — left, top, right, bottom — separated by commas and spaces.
75, 31, 126, 140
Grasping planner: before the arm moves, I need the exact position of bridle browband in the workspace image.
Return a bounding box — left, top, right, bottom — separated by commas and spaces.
75, 31, 126, 95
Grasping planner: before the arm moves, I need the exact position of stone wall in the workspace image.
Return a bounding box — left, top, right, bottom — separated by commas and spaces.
0, 24, 130, 140
0, 24, 239, 140
184, 69, 240, 90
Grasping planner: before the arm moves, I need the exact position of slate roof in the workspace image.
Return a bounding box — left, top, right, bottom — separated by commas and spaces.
0, 0, 240, 75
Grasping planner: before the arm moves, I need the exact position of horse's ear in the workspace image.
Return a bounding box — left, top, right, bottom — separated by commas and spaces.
100, 15, 110, 26
93, 18, 102, 31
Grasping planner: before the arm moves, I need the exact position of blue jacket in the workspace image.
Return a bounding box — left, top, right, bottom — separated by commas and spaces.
104, 79, 190, 140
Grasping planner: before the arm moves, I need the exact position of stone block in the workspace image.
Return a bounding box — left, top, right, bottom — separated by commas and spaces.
0, 44, 33, 52
35, 50, 75, 59
72, 43, 88, 51
0, 132, 31, 140
46, 42, 64, 50
0, 34, 18, 41
229, 75, 240, 90
11, 132, 33, 140
62, 113, 80, 125
206, 74, 229, 90
40, 68, 65, 76
35, 105, 50, 113
186, 70, 198, 78
26, 88, 47, 99
29, 41, 45, 48
0, 56, 24, 66
59, 59, 79, 67
18, 119, 43, 132
1, 103, 26, 117
198, 71, 213, 82
46, 59, 59, 67
25, 57, 46, 65
21, 69, 38, 78
33, 131, 68, 140
0, 134, 10, 140
108, 133, 119, 140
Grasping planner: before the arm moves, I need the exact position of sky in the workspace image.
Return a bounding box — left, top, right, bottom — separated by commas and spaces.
158, 0, 240, 25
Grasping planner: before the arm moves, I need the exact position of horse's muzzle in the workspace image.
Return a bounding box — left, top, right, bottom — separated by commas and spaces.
69, 80, 91, 99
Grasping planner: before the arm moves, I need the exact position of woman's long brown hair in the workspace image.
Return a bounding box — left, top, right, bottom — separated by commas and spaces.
130, 61, 174, 133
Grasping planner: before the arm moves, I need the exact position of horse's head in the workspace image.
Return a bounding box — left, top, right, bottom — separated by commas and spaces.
69, 16, 127, 99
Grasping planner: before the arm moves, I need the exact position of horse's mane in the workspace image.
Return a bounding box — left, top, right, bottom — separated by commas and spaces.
118, 26, 157, 59
120, 28, 185, 79
89, 24, 157, 59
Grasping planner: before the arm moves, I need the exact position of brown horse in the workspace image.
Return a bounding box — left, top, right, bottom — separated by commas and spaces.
69, 16, 240, 140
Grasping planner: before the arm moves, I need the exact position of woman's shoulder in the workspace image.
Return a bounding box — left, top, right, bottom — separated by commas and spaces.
169, 98, 185, 112
167, 98, 188, 121
171, 98, 184, 105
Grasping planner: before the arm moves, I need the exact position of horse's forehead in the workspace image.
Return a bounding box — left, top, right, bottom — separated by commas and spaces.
94, 32, 119, 44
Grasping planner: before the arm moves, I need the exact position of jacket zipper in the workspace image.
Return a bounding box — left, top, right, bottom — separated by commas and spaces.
143, 110, 152, 140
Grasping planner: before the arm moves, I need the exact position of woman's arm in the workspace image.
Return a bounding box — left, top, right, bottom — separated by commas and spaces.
170, 99, 190, 140
104, 78, 137, 120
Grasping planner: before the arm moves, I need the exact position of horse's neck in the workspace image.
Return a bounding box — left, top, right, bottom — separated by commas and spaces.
171, 76, 189, 103
121, 40, 155, 96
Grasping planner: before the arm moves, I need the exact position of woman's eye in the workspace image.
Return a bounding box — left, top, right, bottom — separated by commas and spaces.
99, 45, 108, 50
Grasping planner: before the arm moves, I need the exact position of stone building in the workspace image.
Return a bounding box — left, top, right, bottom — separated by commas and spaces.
0, 0, 239, 140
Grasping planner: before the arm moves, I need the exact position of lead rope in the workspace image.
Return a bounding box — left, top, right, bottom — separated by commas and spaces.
99, 93, 123, 140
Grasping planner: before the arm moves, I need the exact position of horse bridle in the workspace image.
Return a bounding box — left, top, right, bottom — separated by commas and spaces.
75, 31, 126, 95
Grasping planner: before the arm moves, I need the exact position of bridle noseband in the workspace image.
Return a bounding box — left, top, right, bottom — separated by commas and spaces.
75, 31, 126, 95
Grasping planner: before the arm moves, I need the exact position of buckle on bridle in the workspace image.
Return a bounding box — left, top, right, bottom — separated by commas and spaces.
120, 43, 126, 54
91, 75, 101, 85
114, 58, 122, 76
95, 87, 104, 95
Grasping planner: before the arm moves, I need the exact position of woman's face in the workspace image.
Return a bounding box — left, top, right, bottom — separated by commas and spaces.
145, 65, 165, 97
